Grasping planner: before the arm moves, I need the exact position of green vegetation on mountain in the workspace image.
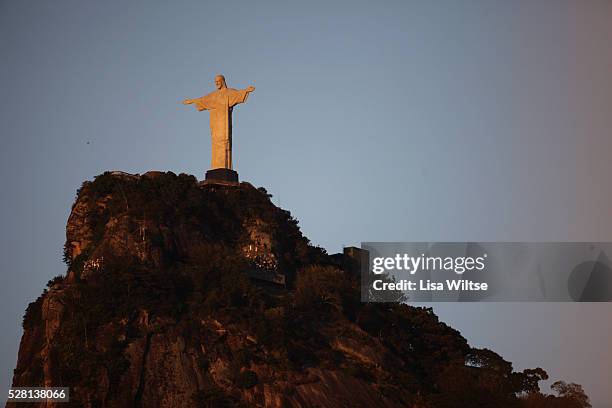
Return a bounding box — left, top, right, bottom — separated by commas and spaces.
13, 172, 590, 408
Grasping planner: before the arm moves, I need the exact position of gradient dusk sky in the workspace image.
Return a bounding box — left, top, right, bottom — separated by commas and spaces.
1, 0, 612, 405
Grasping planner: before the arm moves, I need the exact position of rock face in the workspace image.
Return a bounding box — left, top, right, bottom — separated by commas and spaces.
10, 172, 567, 408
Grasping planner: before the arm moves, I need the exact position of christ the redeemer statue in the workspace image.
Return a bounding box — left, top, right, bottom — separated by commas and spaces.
183, 74, 255, 183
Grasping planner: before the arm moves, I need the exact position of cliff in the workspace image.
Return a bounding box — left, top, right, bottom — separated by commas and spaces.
9, 172, 588, 407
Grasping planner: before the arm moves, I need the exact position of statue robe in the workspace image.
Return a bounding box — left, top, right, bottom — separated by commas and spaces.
193, 87, 250, 170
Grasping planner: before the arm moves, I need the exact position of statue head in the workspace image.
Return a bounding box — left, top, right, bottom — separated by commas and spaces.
215, 75, 227, 90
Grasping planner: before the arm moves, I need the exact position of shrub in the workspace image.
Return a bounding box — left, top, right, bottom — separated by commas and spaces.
234, 370, 258, 389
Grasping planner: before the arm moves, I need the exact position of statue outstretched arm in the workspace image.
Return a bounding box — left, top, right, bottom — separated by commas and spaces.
236, 86, 255, 104
182, 97, 208, 111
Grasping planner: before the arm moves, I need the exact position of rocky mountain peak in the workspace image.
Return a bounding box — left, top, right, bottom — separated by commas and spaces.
10, 171, 588, 407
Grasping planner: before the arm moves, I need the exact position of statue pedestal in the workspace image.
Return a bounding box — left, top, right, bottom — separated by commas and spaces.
203, 168, 239, 185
